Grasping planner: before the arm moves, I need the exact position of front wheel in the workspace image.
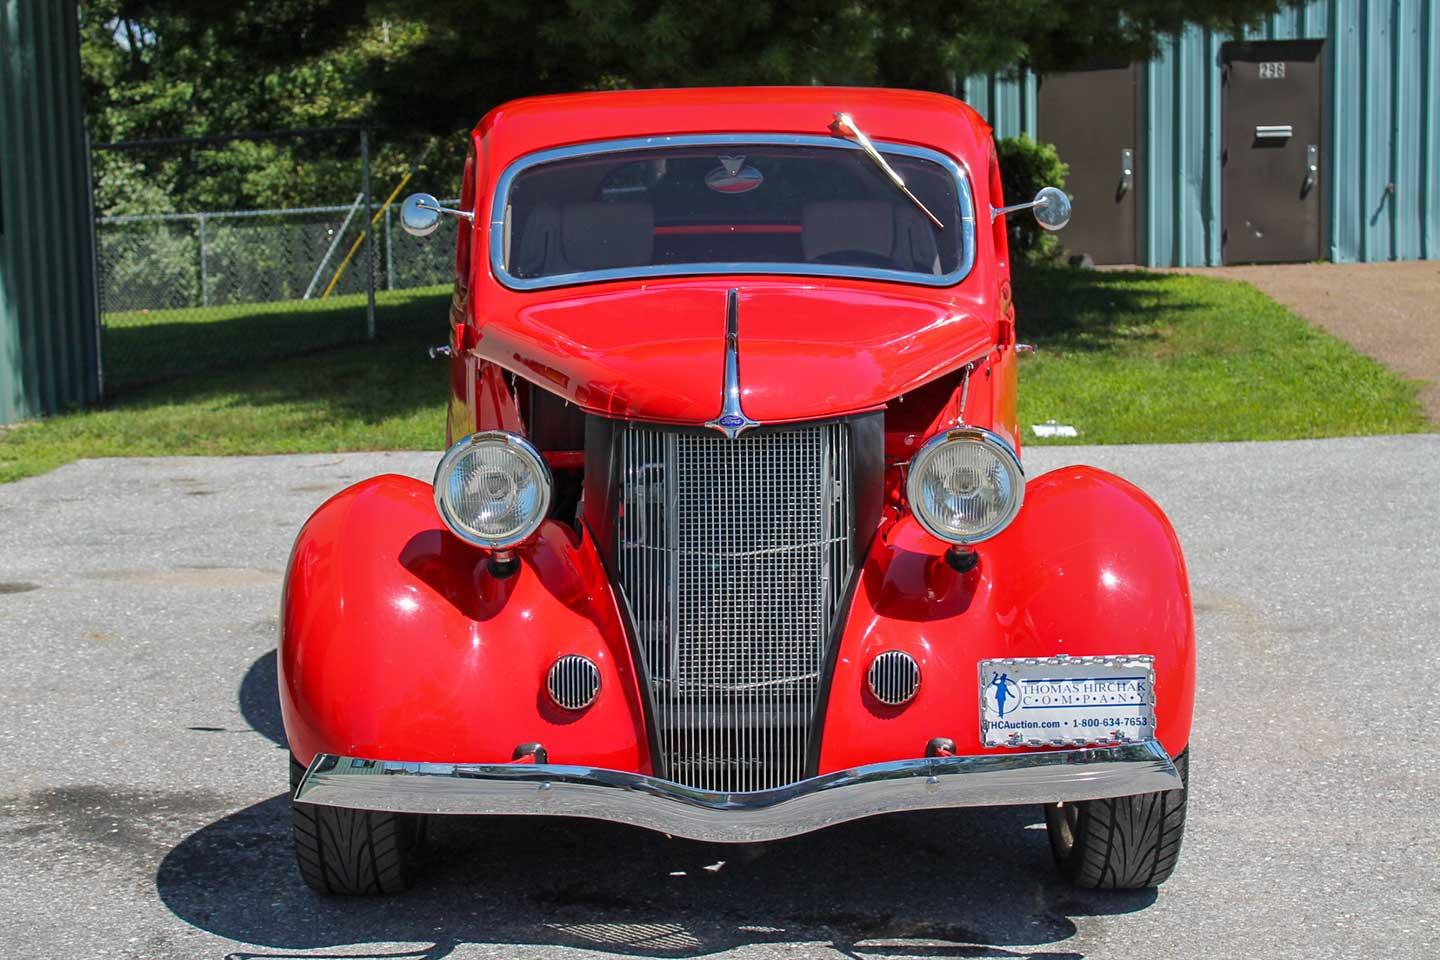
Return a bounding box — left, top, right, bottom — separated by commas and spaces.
1045, 748, 1189, 889
289, 756, 427, 895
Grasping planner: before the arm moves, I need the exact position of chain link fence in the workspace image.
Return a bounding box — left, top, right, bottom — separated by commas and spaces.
95, 199, 458, 391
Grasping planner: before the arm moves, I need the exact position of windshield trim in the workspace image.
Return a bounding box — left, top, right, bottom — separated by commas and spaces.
489, 133, 977, 291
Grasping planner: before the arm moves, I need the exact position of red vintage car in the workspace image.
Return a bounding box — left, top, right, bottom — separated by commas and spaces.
281, 87, 1194, 896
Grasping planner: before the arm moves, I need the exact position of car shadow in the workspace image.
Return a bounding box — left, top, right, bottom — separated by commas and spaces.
159, 794, 1159, 959
159, 795, 1159, 959
238, 649, 287, 749
179, 654, 1155, 959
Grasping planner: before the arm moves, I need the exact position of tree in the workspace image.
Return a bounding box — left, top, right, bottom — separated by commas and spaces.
81, 0, 428, 215
81, 0, 1289, 213
357, 0, 1290, 136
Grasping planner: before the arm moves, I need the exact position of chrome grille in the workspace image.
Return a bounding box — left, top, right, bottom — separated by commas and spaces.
616, 421, 853, 792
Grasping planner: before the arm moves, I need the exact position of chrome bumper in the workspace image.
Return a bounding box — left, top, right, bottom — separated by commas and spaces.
295, 741, 1181, 843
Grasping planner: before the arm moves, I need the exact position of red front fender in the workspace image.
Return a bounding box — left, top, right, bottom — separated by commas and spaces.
283, 467, 1192, 779
279, 476, 651, 771
817, 465, 1195, 772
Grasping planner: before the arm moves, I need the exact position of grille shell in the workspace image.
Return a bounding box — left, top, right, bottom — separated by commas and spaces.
615, 421, 855, 793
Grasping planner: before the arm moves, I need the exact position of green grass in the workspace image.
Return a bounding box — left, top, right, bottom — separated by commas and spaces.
0, 287, 452, 484
0, 269, 1429, 483
1013, 267, 1429, 444
102, 287, 451, 391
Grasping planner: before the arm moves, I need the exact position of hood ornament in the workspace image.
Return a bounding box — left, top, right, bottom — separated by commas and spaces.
705, 289, 761, 440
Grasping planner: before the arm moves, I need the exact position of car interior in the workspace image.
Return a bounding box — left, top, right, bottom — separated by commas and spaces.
509, 199, 943, 276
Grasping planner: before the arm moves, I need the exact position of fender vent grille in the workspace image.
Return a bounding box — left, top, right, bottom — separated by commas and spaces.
616, 421, 853, 792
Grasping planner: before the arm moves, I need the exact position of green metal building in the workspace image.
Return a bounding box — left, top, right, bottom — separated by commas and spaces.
966, 0, 1439, 266
0, 0, 99, 426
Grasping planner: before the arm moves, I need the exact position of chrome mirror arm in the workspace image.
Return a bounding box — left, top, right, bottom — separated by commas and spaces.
991, 186, 1072, 232
991, 197, 1046, 220
415, 197, 474, 223
400, 192, 472, 238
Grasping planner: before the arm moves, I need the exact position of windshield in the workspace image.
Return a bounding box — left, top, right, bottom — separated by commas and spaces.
492, 136, 974, 289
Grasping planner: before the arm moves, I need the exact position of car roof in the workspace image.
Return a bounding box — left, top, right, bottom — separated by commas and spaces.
471, 86, 993, 174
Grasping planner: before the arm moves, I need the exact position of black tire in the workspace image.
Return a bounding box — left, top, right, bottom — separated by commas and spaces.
1045, 748, 1189, 889
289, 756, 427, 895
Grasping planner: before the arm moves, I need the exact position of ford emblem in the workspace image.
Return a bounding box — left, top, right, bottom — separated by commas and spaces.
717, 414, 747, 428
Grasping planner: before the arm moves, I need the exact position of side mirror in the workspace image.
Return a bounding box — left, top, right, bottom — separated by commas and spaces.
990, 185, 1072, 232
400, 192, 443, 237
1032, 186, 1071, 232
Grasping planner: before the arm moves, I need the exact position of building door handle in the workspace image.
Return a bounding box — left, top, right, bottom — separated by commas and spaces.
1303, 143, 1318, 195
1119, 148, 1134, 197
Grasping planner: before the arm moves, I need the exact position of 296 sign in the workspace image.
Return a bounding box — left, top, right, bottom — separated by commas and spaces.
1259, 61, 1286, 79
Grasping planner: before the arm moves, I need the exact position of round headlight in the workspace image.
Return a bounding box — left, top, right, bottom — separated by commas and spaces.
433, 432, 552, 549
906, 427, 1024, 544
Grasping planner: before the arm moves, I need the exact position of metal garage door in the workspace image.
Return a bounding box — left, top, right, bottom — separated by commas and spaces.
1222, 40, 1326, 263
1037, 63, 1144, 265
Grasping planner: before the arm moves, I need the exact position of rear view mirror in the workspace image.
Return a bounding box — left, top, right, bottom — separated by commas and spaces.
990, 185, 1072, 231
1032, 186, 1072, 232
400, 193, 443, 237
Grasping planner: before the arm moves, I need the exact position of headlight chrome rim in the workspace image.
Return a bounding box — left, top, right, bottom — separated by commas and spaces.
433, 431, 552, 549
906, 427, 1024, 545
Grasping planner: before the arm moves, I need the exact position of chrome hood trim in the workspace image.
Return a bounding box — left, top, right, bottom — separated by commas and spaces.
703, 288, 760, 439
296, 741, 1181, 844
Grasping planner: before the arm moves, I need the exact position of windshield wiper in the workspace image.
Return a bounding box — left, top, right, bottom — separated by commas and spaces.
831, 112, 944, 230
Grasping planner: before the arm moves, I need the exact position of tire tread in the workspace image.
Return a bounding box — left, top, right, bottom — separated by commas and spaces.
289, 756, 424, 895
1048, 748, 1189, 890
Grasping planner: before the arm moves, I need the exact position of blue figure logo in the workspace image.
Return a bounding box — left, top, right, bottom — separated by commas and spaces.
987, 671, 1019, 718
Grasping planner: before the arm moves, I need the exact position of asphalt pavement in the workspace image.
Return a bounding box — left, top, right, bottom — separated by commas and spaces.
1, 436, 1437, 960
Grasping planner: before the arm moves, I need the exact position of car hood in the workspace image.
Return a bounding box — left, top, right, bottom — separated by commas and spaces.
478, 280, 994, 424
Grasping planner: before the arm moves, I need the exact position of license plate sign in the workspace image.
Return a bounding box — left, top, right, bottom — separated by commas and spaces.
979, 656, 1157, 748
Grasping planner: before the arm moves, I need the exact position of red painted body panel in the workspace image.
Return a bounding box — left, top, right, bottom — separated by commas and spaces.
279, 476, 650, 771
732, 285, 993, 423
451, 87, 1008, 436
818, 466, 1195, 772
280, 470, 1192, 771
471, 87, 995, 174
479, 284, 727, 423
475, 280, 995, 425
282, 88, 1195, 791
